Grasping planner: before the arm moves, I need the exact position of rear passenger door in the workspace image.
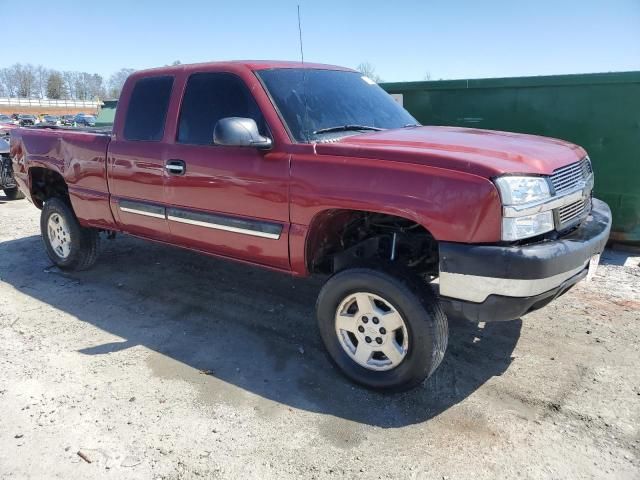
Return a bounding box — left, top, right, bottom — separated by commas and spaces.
163, 71, 290, 270
108, 75, 174, 241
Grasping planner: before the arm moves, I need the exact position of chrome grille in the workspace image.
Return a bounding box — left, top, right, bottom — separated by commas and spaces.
550, 157, 592, 195
557, 197, 591, 227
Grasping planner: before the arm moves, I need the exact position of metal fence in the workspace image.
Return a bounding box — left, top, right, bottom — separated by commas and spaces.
0, 97, 102, 109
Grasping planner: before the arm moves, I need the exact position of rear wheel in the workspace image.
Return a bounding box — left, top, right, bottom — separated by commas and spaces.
3, 187, 25, 200
41, 197, 100, 271
316, 267, 448, 391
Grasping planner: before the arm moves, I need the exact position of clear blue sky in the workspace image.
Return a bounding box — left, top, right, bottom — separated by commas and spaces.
3, 0, 639, 82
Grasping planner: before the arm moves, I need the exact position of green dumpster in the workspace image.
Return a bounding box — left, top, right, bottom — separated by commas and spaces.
382, 72, 640, 243
95, 99, 118, 128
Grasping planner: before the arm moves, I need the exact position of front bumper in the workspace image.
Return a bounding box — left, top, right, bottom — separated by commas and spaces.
438, 198, 612, 322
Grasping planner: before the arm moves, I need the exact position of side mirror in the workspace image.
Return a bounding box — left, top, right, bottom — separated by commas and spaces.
213, 117, 272, 150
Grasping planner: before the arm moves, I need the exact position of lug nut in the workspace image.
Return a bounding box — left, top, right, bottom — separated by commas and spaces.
372, 317, 379, 324
362, 316, 368, 323
375, 337, 383, 344
365, 336, 372, 343
379, 327, 386, 335
358, 326, 365, 333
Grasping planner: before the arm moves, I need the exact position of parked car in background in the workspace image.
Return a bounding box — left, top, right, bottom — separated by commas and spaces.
73, 114, 96, 127
60, 115, 75, 126
0, 137, 24, 199
41, 115, 61, 126
0, 115, 18, 139
10, 61, 611, 391
18, 114, 38, 126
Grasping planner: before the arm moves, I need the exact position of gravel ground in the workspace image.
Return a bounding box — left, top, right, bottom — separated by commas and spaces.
0, 193, 639, 480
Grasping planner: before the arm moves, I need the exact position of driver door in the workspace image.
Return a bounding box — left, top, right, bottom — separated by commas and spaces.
163, 71, 290, 270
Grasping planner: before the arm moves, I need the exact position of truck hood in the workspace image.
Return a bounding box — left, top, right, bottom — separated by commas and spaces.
314, 126, 586, 178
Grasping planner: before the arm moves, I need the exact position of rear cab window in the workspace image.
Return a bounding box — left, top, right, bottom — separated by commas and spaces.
123, 76, 174, 141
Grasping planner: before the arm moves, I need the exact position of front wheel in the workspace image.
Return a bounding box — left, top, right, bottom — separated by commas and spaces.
41, 197, 100, 271
316, 267, 448, 392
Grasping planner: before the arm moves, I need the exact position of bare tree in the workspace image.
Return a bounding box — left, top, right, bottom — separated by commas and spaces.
107, 68, 135, 98
62, 71, 77, 99
0, 67, 19, 97
62, 71, 99, 100
356, 62, 383, 83
0, 65, 111, 100
74, 72, 93, 100
87, 73, 105, 100
10, 64, 37, 98
35, 65, 50, 98
46, 71, 65, 99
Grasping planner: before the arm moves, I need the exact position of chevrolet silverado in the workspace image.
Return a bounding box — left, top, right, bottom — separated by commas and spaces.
10, 61, 611, 391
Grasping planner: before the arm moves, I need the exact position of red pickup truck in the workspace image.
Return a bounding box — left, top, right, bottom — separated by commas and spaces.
10, 61, 611, 391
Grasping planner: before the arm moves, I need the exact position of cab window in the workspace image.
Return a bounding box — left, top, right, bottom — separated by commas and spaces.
123, 76, 174, 141
177, 72, 267, 145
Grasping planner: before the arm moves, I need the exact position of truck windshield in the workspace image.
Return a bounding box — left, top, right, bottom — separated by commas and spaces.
257, 68, 418, 143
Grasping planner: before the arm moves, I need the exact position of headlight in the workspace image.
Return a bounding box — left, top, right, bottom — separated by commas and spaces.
494, 176, 551, 205
495, 175, 554, 241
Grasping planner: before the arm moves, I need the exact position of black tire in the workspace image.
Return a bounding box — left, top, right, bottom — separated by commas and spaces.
40, 197, 100, 271
316, 267, 448, 392
3, 187, 25, 200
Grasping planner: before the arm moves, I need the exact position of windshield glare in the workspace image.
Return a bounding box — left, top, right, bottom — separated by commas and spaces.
257, 68, 418, 143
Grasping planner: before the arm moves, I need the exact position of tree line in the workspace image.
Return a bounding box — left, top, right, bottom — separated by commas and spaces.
0, 64, 135, 100
1, 60, 406, 101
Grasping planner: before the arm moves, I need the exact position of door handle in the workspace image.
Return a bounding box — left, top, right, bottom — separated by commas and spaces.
165, 159, 186, 176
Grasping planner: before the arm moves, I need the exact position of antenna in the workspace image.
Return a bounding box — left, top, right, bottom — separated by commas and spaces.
297, 4, 310, 142
297, 5, 305, 63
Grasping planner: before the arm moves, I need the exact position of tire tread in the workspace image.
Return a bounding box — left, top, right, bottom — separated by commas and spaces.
316, 264, 448, 391
41, 197, 100, 271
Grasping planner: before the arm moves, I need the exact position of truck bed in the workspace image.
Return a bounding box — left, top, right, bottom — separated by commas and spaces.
10, 126, 115, 229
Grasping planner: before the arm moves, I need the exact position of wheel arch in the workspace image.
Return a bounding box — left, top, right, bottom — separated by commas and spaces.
304, 208, 439, 276
28, 166, 69, 209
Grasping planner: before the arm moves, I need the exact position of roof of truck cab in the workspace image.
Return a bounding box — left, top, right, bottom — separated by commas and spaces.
133, 60, 354, 77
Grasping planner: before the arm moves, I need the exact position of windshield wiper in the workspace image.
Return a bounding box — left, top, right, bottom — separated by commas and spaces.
312, 125, 384, 135
402, 123, 421, 128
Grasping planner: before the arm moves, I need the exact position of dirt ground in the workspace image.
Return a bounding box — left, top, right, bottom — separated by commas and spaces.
0, 193, 638, 480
